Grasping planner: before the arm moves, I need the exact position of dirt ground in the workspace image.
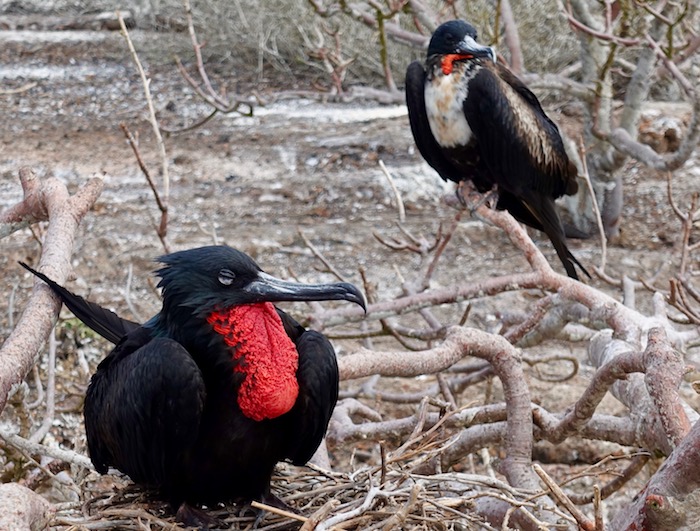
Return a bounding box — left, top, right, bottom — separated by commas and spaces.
1, 23, 699, 529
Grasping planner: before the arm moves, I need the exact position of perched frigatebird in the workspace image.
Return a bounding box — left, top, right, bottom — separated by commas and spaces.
405, 20, 588, 280
21, 246, 365, 525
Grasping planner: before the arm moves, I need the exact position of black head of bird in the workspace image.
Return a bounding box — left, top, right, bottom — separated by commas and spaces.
426, 20, 496, 73
149, 245, 365, 424
20, 245, 365, 520
154, 245, 365, 319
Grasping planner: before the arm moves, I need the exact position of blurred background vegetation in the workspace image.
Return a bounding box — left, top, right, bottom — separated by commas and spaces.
0, 0, 579, 85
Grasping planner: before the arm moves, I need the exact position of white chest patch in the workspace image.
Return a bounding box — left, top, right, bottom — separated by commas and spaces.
425, 73, 472, 148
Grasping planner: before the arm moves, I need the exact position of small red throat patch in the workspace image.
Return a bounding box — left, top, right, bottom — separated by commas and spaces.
207, 303, 299, 421
441, 54, 473, 75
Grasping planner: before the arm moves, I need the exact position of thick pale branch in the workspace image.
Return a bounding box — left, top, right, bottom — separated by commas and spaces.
0, 484, 54, 531
339, 325, 538, 495
499, 0, 524, 74
0, 169, 103, 414
586, 329, 697, 454
642, 327, 692, 447
544, 348, 645, 445
0, 168, 46, 238
609, 94, 700, 171
317, 206, 675, 344
331, 400, 639, 450
520, 72, 595, 101
338, 326, 513, 380
612, 418, 700, 529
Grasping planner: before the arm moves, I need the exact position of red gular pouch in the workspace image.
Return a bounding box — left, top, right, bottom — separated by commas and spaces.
441, 53, 474, 75
207, 302, 300, 421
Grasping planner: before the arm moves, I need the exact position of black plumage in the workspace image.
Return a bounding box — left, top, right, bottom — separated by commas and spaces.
406, 20, 588, 279
21, 246, 365, 518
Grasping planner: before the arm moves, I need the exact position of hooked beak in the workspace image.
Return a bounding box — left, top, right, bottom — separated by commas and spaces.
456, 35, 496, 62
244, 272, 366, 312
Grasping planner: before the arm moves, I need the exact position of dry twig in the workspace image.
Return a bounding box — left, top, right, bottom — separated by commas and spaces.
117, 12, 171, 253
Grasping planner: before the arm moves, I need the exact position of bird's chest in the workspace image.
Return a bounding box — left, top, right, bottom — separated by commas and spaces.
207, 303, 299, 422
425, 67, 474, 148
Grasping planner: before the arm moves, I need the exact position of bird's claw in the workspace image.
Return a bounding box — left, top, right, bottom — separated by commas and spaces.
456, 182, 499, 213
175, 502, 228, 530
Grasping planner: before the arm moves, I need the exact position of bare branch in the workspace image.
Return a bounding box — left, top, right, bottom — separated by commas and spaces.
117, 11, 170, 252
612, 418, 700, 529
499, 0, 524, 74
0, 484, 54, 531
533, 464, 595, 531
0, 169, 103, 414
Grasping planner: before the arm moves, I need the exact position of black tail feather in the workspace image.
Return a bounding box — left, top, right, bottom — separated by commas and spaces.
565, 248, 591, 280
20, 262, 140, 344
518, 196, 590, 281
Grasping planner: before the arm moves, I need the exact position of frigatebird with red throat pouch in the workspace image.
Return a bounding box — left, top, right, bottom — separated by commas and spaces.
21, 245, 365, 527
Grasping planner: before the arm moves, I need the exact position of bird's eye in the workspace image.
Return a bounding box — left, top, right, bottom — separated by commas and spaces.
218, 269, 235, 286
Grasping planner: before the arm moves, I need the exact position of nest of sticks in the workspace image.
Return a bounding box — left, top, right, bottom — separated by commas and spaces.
52, 426, 581, 531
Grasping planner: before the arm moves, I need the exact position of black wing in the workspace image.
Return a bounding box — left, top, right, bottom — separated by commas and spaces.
405, 61, 464, 183
461, 68, 588, 280
495, 63, 578, 196
462, 65, 575, 200
22, 262, 210, 492
20, 262, 140, 344
85, 336, 206, 489
276, 310, 339, 466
